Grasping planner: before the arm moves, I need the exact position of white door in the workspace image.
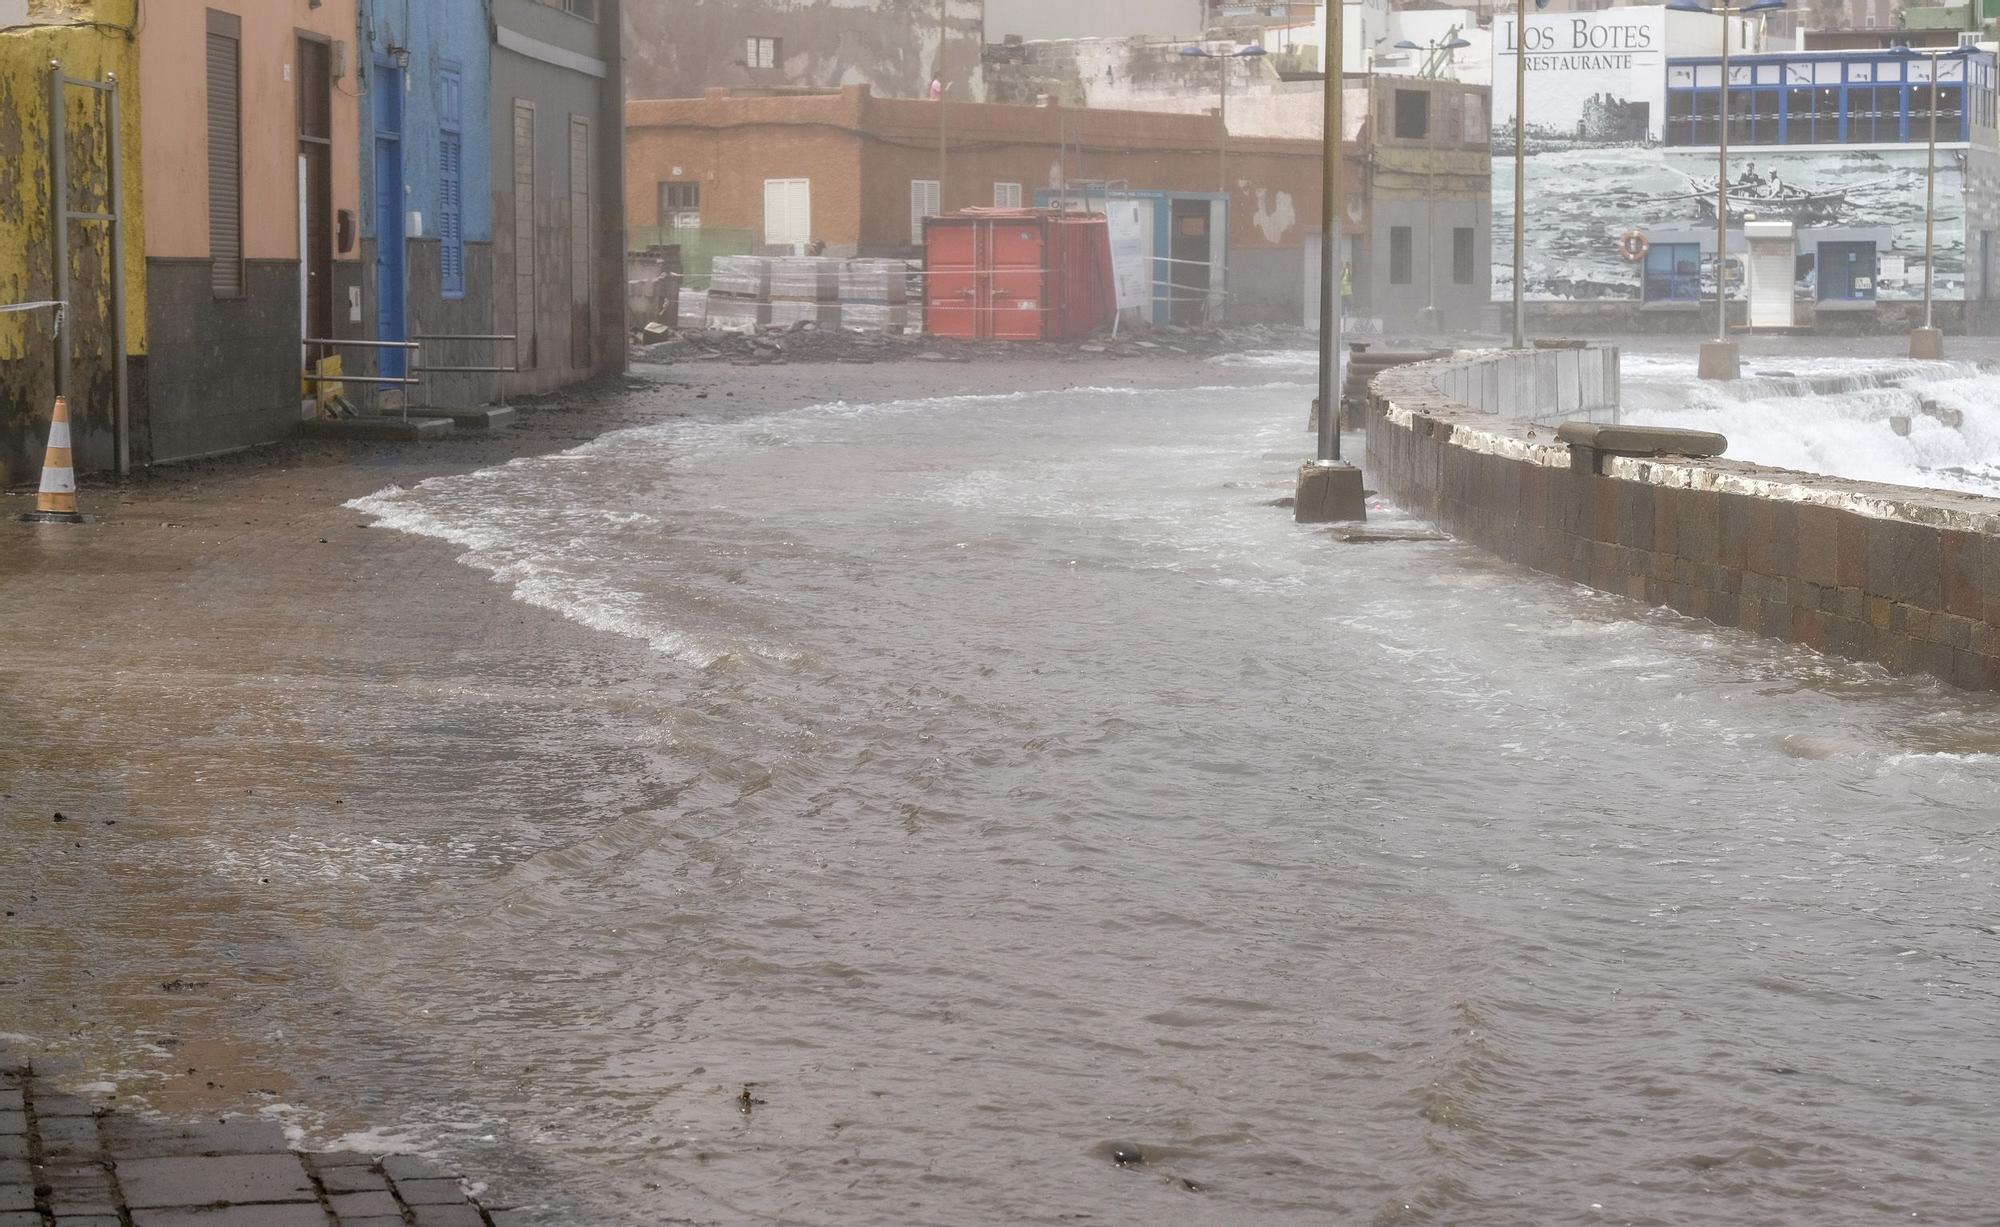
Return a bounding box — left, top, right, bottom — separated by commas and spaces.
763, 178, 811, 252
1743, 221, 1796, 329
910, 179, 940, 246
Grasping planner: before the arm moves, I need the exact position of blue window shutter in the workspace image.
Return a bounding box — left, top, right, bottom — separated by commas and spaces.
439, 68, 465, 298
440, 132, 464, 296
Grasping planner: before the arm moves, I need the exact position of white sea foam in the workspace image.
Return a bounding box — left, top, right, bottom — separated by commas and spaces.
1621, 356, 2000, 495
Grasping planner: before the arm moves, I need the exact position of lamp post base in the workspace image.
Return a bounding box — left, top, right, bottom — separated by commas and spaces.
1294, 461, 1367, 524
1697, 340, 1740, 381
1909, 327, 1945, 360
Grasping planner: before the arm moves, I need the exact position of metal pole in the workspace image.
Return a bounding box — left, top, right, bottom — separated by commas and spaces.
1924, 51, 1939, 331
1317, 2, 1342, 463
937, 0, 948, 207
107, 72, 130, 477
49, 62, 71, 401
1716, 9, 1731, 345
1425, 83, 1437, 327
1218, 57, 1229, 196
1511, 3, 1527, 348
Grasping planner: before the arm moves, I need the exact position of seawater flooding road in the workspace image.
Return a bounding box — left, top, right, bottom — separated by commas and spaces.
5, 353, 1999, 1225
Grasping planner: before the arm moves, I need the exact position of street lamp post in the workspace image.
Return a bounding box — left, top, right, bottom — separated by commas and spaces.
1511, 0, 1552, 349
1895, 42, 1968, 359
1180, 43, 1270, 199
1294, 0, 1365, 522
1394, 36, 1472, 334
1670, 0, 1788, 381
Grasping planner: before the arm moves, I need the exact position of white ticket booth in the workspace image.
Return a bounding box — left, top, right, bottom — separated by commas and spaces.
1742, 220, 1797, 329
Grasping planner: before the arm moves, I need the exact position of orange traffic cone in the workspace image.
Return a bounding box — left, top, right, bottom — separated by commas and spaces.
18, 396, 90, 524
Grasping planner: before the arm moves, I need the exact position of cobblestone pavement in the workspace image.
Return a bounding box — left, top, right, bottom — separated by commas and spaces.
0, 1060, 535, 1227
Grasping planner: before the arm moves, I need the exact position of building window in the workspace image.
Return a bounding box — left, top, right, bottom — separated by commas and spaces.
206, 9, 243, 298
540, 0, 598, 19
993, 181, 1023, 208
1643, 242, 1702, 302
439, 66, 465, 299
1393, 89, 1429, 140
911, 178, 941, 245
747, 36, 780, 69
659, 181, 701, 230
1389, 226, 1412, 285
1452, 227, 1474, 285
764, 178, 812, 249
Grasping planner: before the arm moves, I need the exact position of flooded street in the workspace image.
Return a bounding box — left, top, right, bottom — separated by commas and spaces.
4, 356, 1998, 1224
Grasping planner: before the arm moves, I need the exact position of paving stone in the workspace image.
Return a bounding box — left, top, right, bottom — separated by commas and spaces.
39, 1114, 104, 1158
382, 1154, 456, 1181
118, 1153, 317, 1208
34, 1094, 101, 1119
327, 1189, 400, 1217
0, 1184, 34, 1212
54, 1217, 123, 1227
0, 1139, 23, 1163
308, 1150, 381, 1168
0, 1213, 42, 1227
394, 1176, 471, 1204
337, 1219, 408, 1227
317, 1164, 390, 1193
0, 1112, 23, 1135
105, 1116, 291, 1158
133, 1206, 329, 1227
410, 1205, 486, 1227
0, 1090, 20, 1114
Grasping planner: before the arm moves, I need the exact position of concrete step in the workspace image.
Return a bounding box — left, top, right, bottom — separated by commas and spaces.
420, 406, 518, 430
299, 415, 454, 442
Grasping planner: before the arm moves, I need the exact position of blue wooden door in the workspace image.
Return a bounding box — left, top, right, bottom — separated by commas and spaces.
373, 63, 406, 379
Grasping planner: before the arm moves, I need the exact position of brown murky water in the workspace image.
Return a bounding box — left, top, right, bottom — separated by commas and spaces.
5, 369, 1998, 1224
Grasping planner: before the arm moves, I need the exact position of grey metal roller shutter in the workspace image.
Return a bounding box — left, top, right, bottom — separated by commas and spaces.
206, 21, 243, 297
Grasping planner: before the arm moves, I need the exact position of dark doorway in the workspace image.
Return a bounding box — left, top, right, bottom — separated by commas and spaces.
297, 36, 334, 358
1818, 241, 1876, 301
1168, 200, 1211, 326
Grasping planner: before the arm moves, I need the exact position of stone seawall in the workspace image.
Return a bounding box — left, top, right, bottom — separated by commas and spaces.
1365, 348, 2000, 691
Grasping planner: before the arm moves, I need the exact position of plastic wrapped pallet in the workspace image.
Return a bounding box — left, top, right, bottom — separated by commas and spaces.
709, 254, 771, 300
771, 257, 840, 302
706, 296, 771, 332
838, 259, 908, 305
769, 300, 839, 328
677, 288, 708, 328
840, 302, 907, 334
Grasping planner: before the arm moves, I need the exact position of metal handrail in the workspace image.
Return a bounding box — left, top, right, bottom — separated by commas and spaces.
301, 337, 423, 417
412, 333, 519, 406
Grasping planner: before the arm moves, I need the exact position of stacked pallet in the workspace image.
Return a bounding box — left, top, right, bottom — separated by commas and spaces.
838, 259, 909, 334
686, 256, 915, 334
705, 254, 771, 331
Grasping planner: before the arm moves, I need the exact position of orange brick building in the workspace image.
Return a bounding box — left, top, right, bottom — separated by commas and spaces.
625, 85, 1360, 323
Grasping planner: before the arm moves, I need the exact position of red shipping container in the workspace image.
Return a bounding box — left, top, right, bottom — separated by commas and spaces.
922, 210, 1114, 341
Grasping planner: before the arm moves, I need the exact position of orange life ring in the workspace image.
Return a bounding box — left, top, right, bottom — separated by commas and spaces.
1619, 230, 1649, 263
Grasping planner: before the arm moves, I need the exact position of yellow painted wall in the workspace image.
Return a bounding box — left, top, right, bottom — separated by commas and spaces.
139, 0, 361, 261
0, 0, 144, 484
0, 0, 145, 362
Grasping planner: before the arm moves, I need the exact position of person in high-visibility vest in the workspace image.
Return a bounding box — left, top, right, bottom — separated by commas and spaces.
1340, 262, 1352, 313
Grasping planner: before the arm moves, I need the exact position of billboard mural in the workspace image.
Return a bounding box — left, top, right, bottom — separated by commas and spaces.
1491, 10, 1980, 303
1493, 145, 1964, 302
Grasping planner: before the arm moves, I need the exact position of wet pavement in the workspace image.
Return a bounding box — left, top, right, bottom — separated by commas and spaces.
3, 339, 1998, 1225
1, 1048, 519, 1226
